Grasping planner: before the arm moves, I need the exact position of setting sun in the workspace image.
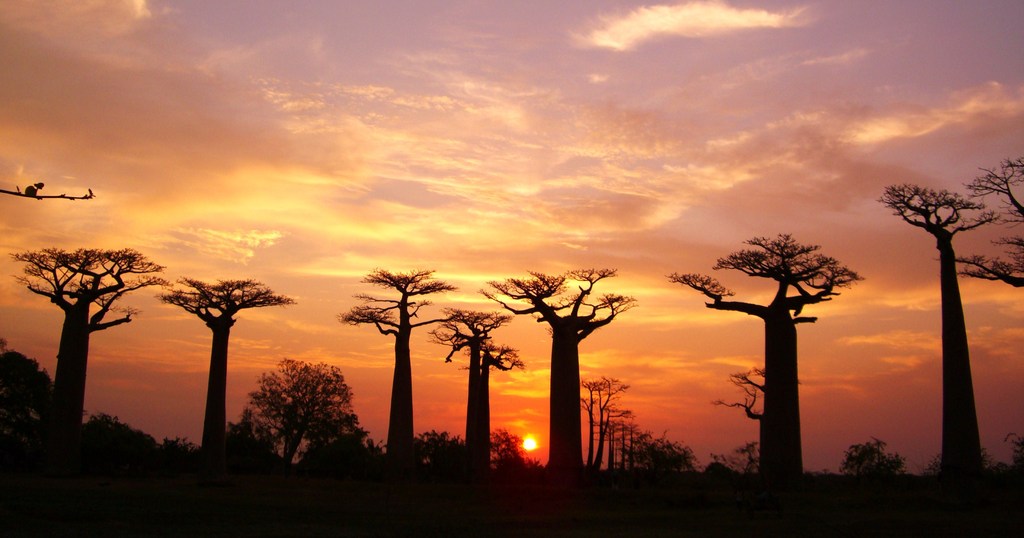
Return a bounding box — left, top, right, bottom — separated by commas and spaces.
522, 436, 538, 452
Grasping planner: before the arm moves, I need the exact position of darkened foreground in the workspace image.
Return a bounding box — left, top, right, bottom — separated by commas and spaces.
1, 474, 1021, 537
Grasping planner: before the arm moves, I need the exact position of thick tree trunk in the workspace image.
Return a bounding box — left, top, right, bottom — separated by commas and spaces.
937, 240, 982, 496
465, 346, 483, 480
200, 323, 232, 483
43, 304, 91, 476
476, 361, 491, 481
547, 332, 583, 486
386, 329, 415, 481
761, 313, 802, 490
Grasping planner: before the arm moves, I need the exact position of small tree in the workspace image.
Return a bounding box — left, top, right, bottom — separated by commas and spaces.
414, 430, 467, 482
959, 157, 1024, 287
160, 278, 294, 482
12, 248, 166, 475
490, 428, 542, 482
486, 269, 636, 485
630, 431, 698, 484
244, 358, 360, 473
80, 413, 158, 475
339, 269, 455, 481
670, 235, 860, 490
840, 438, 906, 479
0, 342, 52, 470
881, 184, 995, 496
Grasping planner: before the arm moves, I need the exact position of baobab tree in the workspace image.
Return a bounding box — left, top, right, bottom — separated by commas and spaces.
580, 376, 630, 473
670, 234, 860, 490
881, 184, 996, 496
339, 269, 455, 481
959, 157, 1024, 287
431, 309, 521, 481
486, 269, 636, 485
160, 278, 294, 482
11, 248, 166, 475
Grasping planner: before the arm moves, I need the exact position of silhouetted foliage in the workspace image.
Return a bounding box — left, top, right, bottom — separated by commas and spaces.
580, 376, 630, 473
299, 434, 384, 480
670, 234, 860, 490
339, 269, 455, 481
486, 269, 635, 485
0, 340, 52, 470
840, 438, 906, 479
414, 430, 467, 482
431, 309, 520, 482
960, 156, 1024, 287
80, 414, 158, 475
629, 431, 698, 485
489, 428, 543, 483
12, 248, 166, 475
160, 278, 294, 483
1, 182, 94, 200
225, 409, 281, 474
244, 358, 360, 474
881, 184, 994, 497
157, 437, 200, 476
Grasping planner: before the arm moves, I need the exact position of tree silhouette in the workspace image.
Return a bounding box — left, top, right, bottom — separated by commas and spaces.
580, 376, 630, 473
0, 341, 52, 470
486, 269, 636, 485
11, 248, 166, 475
430, 309, 521, 481
244, 358, 359, 474
1, 182, 94, 200
339, 269, 455, 481
670, 234, 860, 490
160, 278, 294, 482
881, 184, 996, 497
959, 157, 1024, 287
714, 367, 765, 422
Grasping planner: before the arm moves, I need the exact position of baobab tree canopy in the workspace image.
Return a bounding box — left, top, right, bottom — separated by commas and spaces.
959, 157, 1024, 287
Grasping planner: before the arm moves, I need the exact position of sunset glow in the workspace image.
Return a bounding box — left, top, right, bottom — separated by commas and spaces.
523, 436, 539, 452
1, 1, 1022, 473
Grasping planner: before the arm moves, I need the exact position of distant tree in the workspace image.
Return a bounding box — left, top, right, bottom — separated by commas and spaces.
630, 431, 698, 484
12, 248, 166, 475
80, 413, 158, 475
714, 368, 765, 422
486, 269, 636, 485
339, 269, 455, 481
489, 428, 542, 482
244, 358, 360, 473
159, 278, 294, 482
959, 157, 1024, 287
225, 408, 281, 474
881, 184, 996, 496
1007, 433, 1024, 472
580, 376, 630, 473
431, 309, 520, 481
840, 438, 906, 479
414, 430, 467, 482
299, 434, 383, 480
0, 341, 52, 470
157, 437, 200, 475
670, 234, 860, 490
710, 441, 761, 476
1, 182, 94, 200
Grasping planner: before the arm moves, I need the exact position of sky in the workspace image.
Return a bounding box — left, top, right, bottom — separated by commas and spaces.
1, 0, 1023, 472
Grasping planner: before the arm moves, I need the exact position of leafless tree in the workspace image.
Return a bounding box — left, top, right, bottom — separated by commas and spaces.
959, 157, 1024, 287
714, 367, 765, 421
339, 269, 455, 481
12, 248, 166, 475
431, 309, 519, 481
670, 234, 860, 490
881, 184, 996, 497
580, 376, 630, 473
160, 278, 294, 482
486, 269, 636, 485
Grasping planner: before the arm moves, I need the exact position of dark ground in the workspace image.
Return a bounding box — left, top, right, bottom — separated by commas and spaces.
1, 473, 1021, 537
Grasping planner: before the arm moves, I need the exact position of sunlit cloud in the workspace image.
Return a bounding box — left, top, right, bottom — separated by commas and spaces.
163, 228, 284, 265
839, 330, 940, 352
579, 1, 809, 51
802, 47, 869, 66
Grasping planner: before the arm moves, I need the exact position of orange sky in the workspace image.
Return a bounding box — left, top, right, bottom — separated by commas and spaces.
1, 1, 1023, 472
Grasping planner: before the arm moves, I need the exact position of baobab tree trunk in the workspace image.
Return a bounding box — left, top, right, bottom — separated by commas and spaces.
593, 416, 608, 472
548, 332, 583, 485
937, 240, 983, 495
476, 361, 492, 481
386, 330, 415, 481
200, 323, 232, 483
44, 305, 91, 476
465, 347, 482, 480
761, 314, 802, 490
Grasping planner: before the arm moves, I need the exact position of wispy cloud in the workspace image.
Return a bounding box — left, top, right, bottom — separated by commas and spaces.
579, 1, 808, 51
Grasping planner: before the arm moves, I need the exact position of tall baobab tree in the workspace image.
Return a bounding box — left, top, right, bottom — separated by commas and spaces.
160, 278, 294, 482
881, 184, 996, 496
670, 234, 860, 490
486, 269, 636, 485
580, 376, 630, 473
959, 157, 1024, 287
12, 248, 166, 475
339, 269, 455, 481
431, 309, 520, 481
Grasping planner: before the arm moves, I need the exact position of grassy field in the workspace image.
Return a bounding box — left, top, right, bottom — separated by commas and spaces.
1, 473, 1021, 537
